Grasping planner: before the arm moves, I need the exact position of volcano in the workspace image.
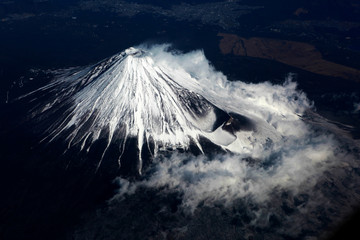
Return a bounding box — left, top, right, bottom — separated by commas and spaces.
21, 47, 263, 175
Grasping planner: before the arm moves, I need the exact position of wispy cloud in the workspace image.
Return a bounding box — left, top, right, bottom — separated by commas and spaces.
110, 45, 344, 214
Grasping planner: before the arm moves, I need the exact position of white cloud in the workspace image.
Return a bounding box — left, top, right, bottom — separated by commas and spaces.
110, 44, 344, 213
113, 132, 340, 213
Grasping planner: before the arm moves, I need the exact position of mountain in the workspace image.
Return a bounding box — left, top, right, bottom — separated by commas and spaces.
21, 47, 262, 176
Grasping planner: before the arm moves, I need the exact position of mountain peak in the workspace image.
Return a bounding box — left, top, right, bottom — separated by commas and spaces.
124, 47, 146, 57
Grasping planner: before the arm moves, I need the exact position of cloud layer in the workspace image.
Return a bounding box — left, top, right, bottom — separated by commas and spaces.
111, 45, 350, 215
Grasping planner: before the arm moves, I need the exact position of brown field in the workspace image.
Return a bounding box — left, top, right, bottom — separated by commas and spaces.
218, 33, 360, 82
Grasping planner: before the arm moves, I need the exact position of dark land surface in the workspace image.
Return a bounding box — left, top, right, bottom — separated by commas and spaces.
0, 1, 360, 240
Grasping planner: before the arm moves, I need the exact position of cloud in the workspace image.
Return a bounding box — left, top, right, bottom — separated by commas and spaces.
109, 44, 347, 214
113, 133, 340, 213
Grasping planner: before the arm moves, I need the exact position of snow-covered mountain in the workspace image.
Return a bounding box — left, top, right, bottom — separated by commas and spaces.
22, 46, 308, 175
